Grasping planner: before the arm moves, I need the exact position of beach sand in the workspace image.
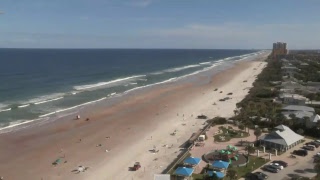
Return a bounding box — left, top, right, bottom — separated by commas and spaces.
0, 53, 269, 180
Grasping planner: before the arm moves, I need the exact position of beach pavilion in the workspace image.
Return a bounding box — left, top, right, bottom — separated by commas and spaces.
183, 157, 201, 167
174, 167, 194, 179
258, 124, 304, 151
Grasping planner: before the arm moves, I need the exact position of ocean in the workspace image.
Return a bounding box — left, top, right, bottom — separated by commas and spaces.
0, 48, 264, 130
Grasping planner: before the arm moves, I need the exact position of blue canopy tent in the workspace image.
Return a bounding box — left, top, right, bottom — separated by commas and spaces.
212, 160, 229, 169
174, 167, 194, 177
183, 157, 201, 166
207, 171, 225, 179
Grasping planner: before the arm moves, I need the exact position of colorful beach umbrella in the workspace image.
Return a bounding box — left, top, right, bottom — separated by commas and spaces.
207, 171, 225, 178
174, 167, 194, 177
183, 157, 201, 165
212, 160, 229, 169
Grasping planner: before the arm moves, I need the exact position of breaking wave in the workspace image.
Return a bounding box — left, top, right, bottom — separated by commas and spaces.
74, 75, 146, 91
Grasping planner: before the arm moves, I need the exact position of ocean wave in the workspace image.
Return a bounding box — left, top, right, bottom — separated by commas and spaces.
150, 64, 202, 75
107, 92, 116, 97
165, 64, 201, 73
39, 97, 107, 118
25, 93, 65, 105
0, 117, 50, 133
124, 77, 177, 94
18, 104, 30, 108
0, 103, 8, 109
129, 82, 137, 85
74, 75, 146, 91
34, 97, 64, 105
199, 62, 211, 65
0, 108, 11, 113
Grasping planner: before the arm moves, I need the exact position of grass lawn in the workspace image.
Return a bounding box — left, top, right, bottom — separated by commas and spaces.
192, 173, 205, 180
228, 156, 269, 179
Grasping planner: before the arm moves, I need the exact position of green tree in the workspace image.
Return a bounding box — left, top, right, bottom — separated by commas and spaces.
254, 128, 262, 140
314, 163, 320, 178
238, 124, 245, 131
245, 145, 256, 154
226, 169, 238, 180
297, 128, 304, 135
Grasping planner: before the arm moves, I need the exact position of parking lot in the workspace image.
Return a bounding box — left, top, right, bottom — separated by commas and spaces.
251, 139, 318, 179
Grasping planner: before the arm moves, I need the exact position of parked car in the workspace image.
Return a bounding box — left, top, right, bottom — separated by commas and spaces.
293, 150, 308, 156
269, 163, 283, 170
307, 142, 319, 148
245, 173, 264, 180
272, 160, 288, 167
254, 172, 268, 179
302, 145, 315, 151
263, 165, 279, 173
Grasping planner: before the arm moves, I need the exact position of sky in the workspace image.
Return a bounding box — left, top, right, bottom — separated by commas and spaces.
1, 0, 320, 49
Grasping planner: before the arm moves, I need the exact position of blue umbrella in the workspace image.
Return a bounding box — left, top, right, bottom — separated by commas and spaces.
183, 157, 201, 165
212, 160, 229, 169
174, 167, 194, 177
208, 171, 225, 178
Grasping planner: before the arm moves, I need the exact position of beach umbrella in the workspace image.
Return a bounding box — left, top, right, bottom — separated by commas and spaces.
220, 150, 225, 153
207, 171, 225, 178
212, 160, 229, 169
234, 156, 238, 161
227, 145, 232, 149
226, 151, 231, 154
174, 167, 194, 177
183, 157, 201, 165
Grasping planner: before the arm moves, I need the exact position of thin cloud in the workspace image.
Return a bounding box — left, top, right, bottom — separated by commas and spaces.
124, 0, 152, 7
146, 22, 320, 49
0, 11, 4, 14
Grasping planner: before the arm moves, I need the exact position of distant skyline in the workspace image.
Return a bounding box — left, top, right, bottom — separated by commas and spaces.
1, 0, 320, 49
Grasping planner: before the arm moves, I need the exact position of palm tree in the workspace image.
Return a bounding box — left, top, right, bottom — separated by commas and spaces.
245, 145, 256, 155
254, 128, 262, 140
226, 169, 238, 180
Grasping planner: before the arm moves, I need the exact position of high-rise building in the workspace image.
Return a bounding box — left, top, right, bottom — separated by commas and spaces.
272, 42, 287, 60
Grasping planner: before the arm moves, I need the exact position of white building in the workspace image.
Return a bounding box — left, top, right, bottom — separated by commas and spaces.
259, 125, 304, 151
279, 93, 308, 105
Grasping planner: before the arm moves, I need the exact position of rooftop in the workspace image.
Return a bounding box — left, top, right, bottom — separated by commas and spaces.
282, 105, 315, 112
259, 125, 304, 146
282, 111, 314, 119
279, 93, 308, 100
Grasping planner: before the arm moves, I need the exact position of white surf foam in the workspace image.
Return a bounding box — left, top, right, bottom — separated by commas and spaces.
124, 78, 177, 94
34, 97, 64, 105
165, 64, 201, 73
0, 117, 50, 133
0, 108, 11, 113
150, 64, 202, 75
39, 97, 107, 118
74, 75, 146, 91
108, 92, 117, 97
26, 93, 65, 105
199, 62, 211, 65
18, 104, 30, 108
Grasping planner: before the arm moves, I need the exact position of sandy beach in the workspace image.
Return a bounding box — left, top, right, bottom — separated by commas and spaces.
0, 52, 269, 180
